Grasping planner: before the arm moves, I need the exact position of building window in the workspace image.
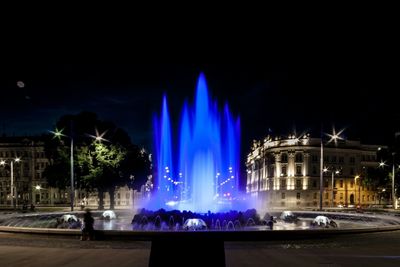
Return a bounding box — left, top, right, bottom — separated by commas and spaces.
339, 157, 344, 163
313, 192, 317, 199
312, 165, 317, 175
350, 157, 355, 164
296, 192, 301, 199
295, 153, 303, 162
340, 180, 343, 188
281, 193, 285, 199
126, 193, 130, 199
296, 179, 301, 189
363, 195, 365, 201
325, 193, 329, 199
324, 180, 329, 187
312, 179, 317, 188
296, 165, 302, 176
312, 155, 318, 162
282, 166, 287, 176
367, 195, 370, 201
372, 195, 375, 201
350, 181, 354, 188
331, 156, 336, 163
281, 179, 286, 189
281, 154, 288, 162
340, 193, 343, 200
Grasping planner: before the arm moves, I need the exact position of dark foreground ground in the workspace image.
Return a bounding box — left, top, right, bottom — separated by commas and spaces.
0, 230, 400, 267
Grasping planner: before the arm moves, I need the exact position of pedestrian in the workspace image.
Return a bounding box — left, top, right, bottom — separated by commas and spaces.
81, 209, 94, 241
267, 216, 274, 230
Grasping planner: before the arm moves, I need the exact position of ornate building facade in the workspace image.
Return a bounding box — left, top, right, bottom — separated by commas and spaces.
0, 136, 149, 209
246, 134, 384, 210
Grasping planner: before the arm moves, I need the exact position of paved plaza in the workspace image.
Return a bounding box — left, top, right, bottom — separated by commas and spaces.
1, 230, 400, 266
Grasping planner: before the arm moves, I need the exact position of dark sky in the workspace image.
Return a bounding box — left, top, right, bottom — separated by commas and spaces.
1, 62, 399, 160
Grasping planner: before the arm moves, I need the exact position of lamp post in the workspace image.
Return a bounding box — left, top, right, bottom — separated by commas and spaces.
51, 126, 108, 211
0, 157, 21, 209
51, 128, 74, 212
319, 127, 344, 210
323, 167, 340, 208
355, 175, 360, 206
392, 152, 396, 209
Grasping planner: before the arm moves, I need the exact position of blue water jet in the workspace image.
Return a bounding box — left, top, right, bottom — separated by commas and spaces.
151, 73, 243, 212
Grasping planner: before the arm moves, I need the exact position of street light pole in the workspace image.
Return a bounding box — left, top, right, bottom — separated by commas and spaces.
1, 158, 20, 210
319, 126, 344, 211
331, 171, 334, 208
70, 136, 74, 212
392, 152, 395, 209
51, 127, 74, 212
355, 176, 361, 206
11, 161, 14, 209
320, 138, 323, 211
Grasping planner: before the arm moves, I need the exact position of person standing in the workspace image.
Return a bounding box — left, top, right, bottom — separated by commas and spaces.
81, 209, 94, 240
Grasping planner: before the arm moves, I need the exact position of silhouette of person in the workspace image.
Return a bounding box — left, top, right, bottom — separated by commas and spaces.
267, 216, 274, 230
81, 209, 94, 240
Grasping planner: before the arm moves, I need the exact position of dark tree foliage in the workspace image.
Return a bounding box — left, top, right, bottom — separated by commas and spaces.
43, 111, 151, 209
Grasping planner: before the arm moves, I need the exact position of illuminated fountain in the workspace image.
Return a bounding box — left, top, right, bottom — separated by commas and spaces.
150, 73, 246, 212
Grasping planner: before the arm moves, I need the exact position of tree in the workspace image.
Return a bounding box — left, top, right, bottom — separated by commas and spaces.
43, 111, 151, 209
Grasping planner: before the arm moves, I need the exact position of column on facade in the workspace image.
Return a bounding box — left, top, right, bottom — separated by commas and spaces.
303, 152, 309, 190
250, 160, 256, 192
246, 165, 251, 193
287, 152, 295, 190
274, 153, 280, 190
263, 156, 268, 190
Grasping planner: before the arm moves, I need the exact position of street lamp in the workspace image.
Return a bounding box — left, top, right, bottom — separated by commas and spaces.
51, 126, 108, 211
391, 153, 397, 209
323, 167, 340, 208
355, 175, 361, 206
0, 157, 21, 209
378, 158, 398, 209
319, 126, 345, 210
51, 128, 74, 211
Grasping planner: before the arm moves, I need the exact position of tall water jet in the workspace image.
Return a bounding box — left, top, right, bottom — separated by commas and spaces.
152, 73, 242, 212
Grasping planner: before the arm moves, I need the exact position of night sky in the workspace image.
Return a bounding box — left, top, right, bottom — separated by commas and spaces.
1, 62, 399, 167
